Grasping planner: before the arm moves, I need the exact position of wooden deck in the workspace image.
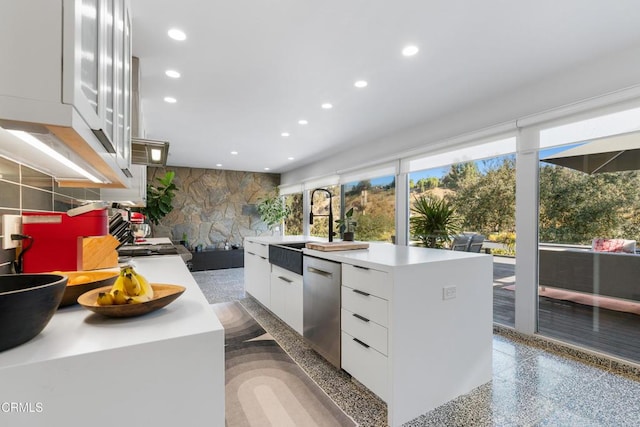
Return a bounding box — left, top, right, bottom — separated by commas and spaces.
492, 256, 640, 364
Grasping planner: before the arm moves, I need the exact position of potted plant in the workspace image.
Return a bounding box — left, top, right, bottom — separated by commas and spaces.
141, 171, 178, 226
257, 191, 291, 234
335, 207, 357, 241
409, 195, 461, 248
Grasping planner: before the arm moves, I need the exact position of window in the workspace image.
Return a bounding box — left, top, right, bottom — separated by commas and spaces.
309, 185, 341, 238
284, 193, 303, 236
341, 175, 395, 242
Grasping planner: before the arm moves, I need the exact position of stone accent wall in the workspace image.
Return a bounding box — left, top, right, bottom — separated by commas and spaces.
147, 167, 280, 249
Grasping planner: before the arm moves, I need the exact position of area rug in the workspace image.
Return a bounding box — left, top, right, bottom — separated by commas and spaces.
502, 284, 640, 316
212, 301, 357, 427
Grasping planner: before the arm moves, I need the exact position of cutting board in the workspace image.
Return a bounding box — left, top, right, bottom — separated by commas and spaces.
78, 235, 120, 270
305, 241, 370, 251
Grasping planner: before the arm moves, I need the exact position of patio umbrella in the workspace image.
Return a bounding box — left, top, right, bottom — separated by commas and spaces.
541, 131, 640, 174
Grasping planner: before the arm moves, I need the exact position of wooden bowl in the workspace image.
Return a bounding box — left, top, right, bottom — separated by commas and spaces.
77, 284, 186, 318
54, 271, 120, 308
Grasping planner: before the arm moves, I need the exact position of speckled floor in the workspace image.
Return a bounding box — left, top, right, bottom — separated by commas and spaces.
196, 268, 640, 426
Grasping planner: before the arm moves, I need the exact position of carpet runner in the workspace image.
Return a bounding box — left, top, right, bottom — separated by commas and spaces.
212, 301, 356, 427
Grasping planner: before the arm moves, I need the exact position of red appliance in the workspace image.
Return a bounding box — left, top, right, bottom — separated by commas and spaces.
21, 210, 108, 273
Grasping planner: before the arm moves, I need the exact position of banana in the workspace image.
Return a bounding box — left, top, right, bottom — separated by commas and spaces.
96, 292, 114, 306
132, 269, 154, 300
122, 271, 142, 296
111, 289, 129, 305
95, 265, 154, 305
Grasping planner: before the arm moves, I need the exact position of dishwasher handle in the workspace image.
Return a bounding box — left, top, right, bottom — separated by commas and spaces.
306, 266, 333, 278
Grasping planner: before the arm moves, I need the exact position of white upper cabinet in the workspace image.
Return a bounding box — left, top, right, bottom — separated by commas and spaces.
0, 0, 132, 188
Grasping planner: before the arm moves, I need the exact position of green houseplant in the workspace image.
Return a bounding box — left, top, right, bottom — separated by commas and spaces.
410, 195, 461, 248
335, 207, 357, 241
141, 171, 178, 225
257, 191, 291, 233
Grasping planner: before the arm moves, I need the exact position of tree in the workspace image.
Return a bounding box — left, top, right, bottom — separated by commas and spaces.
284, 193, 303, 235
441, 162, 480, 190
451, 157, 515, 235
538, 167, 640, 244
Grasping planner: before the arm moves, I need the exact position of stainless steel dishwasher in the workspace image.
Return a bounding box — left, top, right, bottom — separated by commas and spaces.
303, 255, 342, 369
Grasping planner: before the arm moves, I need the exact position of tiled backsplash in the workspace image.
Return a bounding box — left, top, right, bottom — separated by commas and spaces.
0, 156, 100, 273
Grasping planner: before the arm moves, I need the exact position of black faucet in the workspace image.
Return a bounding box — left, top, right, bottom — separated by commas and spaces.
309, 189, 334, 242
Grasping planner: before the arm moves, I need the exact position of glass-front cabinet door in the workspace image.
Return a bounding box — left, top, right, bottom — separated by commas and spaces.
102, 0, 115, 145
63, 0, 131, 169
80, 0, 99, 116
64, 0, 103, 130
120, 2, 132, 169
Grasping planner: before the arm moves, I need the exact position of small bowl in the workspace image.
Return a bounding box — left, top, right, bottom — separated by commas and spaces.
54, 270, 119, 308
77, 283, 186, 318
0, 274, 68, 352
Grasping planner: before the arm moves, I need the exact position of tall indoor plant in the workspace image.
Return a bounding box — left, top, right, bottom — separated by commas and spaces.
257, 191, 291, 233
410, 195, 461, 248
141, 171, 178, 225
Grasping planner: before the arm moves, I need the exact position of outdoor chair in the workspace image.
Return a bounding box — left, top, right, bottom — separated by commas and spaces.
450, 235, 472, 251
468, 234, 485, 253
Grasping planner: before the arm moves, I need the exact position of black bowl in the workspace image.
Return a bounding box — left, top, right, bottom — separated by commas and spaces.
0, 274, 68, 352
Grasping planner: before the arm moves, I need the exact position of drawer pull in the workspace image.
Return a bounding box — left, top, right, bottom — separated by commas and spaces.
260, 256, 267, 260
353, 289, 370, 297
352, 313, 370, 322
353, 265, 370, 270
353, 338, 370, 348
247, 251, 256, 256
278, 276, 293, 283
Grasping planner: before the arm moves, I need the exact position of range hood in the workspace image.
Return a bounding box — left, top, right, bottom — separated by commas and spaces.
129, 57, 170, 167
131, 137, 170, 166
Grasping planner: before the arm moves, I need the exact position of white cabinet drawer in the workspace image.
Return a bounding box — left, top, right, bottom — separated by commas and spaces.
244, 239, 269, 258
342, 286, 388, 327
341, 308, 388, 355
342, 331, 388, 402
342, 263, 390, 300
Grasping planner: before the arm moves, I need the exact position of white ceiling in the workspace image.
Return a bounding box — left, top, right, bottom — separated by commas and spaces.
130, 0, 640, 174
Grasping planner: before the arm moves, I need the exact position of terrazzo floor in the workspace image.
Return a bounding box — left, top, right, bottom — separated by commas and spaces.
195, 267, 640, 426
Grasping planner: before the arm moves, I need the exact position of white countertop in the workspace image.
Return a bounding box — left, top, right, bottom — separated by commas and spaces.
246, 236, 489, 271
0, 254, 223, 370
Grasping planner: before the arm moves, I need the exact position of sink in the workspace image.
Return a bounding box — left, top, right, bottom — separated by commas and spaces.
275, 242, 308, 250
268, 242, 309, 275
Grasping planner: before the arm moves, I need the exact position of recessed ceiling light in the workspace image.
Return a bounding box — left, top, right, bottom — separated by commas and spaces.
168, 28, 186, 41
287, 157, 295, 161
402, 45, 419, 56
281, 132, 290, 137
298, 120, 308, 125
216, 163, 222, 167
164, 96, 177, 103
264, 167, 270, 171
354, 80, 368, 88
321, 103, 333, 109
165, 69, 181, 78
230, 151, 238, 155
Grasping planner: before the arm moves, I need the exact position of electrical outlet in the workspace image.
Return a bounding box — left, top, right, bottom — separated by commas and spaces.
443, 286, 457, 300
2, 214, 22, 249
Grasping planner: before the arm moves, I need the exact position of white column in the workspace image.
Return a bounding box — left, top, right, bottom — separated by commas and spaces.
514, 127, 539, 334
396, 159, 409, 246
302, 189, 310, 237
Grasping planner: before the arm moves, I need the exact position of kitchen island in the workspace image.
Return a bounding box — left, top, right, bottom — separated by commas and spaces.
0, 255, 224, 427
245, 236, 493, 426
